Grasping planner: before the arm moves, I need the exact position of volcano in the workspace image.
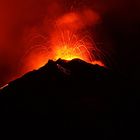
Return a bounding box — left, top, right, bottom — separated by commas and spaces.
0, 59, 138, 138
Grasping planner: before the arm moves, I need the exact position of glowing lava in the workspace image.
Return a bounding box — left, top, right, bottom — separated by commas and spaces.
51, 30, 104, 66
53, 33, 93, 62
55, 45, 82, 60
21, 29, 104, 75
21, 11, 105, 73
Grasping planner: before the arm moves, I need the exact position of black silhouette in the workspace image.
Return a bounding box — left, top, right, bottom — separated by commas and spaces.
0, 59, 139, 139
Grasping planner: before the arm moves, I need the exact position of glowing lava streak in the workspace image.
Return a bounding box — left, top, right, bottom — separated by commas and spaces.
55, 45, 82, 60
21, 10, 105, 74
21, 11, 105, 74
51, 30, 104, 66
21, 29, 104, 74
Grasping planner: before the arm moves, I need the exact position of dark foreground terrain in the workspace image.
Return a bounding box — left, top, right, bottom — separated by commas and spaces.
0, 59, 139, 139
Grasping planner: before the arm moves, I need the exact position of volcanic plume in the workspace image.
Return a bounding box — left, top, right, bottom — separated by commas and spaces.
0, 0, 110, 86
0, 0, 139, 88
20, 8, 104, 75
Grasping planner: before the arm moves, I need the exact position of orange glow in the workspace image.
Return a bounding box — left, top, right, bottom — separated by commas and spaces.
54, 44, 104, 66
56, 10, 101, 31
49, 11, 104, 66
21, 10, 104, 73
54, 44, 91, 61
50, 30, 104, 66
22, 30, 104, 73
55, 45, 83, 60
91, 61, 104, 67
51, 30, 92, 62
56, 12, 84, 30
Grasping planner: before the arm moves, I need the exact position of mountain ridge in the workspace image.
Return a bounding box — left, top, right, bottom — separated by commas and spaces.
0, 59, 138, 138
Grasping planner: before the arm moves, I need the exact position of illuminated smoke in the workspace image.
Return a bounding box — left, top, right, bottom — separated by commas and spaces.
20, 9, 104, 73
50, 29, 104, 66
56, 10, 101, 31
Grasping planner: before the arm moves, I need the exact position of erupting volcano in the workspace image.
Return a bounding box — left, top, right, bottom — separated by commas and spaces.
51, 30, 104, 66
21, 10, 104, 74
50, 11, 103, 66
0, 0, 139, 138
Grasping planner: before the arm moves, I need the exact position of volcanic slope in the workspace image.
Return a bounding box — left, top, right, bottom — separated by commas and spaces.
0, 59, 138, 138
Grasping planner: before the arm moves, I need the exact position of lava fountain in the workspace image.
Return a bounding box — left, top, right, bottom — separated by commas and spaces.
50, 11, 104, 66
21, 10, 104, 74
50, 29, 104, 66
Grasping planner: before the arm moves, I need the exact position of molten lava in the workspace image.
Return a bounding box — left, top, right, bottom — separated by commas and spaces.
22, 10, 104, 73
52, 31, 92, 61
22, 30, 104, 73
54, 45, 104, 66
55, 45, 82, 60
51, 30, 104, 66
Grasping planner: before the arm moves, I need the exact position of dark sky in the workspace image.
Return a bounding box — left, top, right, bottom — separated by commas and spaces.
0, 0, 140, 86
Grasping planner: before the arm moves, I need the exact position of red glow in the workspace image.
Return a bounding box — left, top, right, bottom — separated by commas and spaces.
24, 31, 105, 71
21, 11, 104, 72
50, 11, 104, 66
22, 30, 104, 73
50, 30, 104, 66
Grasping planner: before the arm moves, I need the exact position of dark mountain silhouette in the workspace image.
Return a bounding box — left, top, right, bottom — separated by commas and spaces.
0, 59, 139, 139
